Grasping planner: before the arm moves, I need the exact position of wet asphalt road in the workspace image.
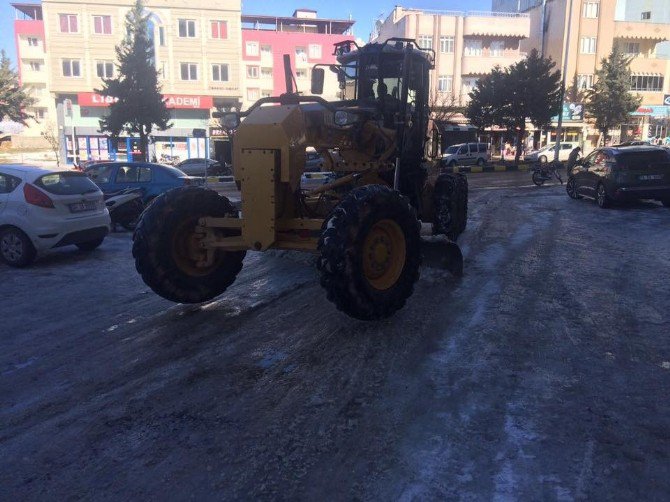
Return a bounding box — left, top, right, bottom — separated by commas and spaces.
1, 171, 669, 500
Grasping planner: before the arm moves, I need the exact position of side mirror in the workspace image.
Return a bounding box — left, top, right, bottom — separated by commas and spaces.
311, 68, 325, 95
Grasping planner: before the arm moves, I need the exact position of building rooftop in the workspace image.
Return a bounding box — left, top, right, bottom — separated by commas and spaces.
241, 12, 354, 35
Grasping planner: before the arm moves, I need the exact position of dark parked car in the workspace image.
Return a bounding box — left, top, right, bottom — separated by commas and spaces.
85, 162, 202, 203
176, 158, 230, 177
566, 145, 670, 208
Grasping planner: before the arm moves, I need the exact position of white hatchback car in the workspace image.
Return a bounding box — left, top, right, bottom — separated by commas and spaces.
0, 165, 111, 267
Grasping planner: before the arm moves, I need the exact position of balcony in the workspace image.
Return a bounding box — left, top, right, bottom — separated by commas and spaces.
462, 12, 530, 38
628, 56, 670, 75
461, 53, 526, 74
20, 44, 44, 60
21, 69, 47, 85
614, 21, 670, 42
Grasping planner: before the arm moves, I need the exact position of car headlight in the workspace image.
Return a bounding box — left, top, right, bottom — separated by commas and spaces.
334, 110, 359, 127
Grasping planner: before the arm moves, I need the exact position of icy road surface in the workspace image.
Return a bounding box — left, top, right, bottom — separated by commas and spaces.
1, 172, 669, 499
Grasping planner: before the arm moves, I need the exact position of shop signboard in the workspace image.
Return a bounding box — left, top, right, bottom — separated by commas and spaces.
77, 92, 214, 109
552, 102, 584, 122
664, 95, 670, 106
631, 105, 670, 117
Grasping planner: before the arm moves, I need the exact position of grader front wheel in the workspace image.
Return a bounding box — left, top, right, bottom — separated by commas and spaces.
132, 186, 245, 304
318, 185, 422, 320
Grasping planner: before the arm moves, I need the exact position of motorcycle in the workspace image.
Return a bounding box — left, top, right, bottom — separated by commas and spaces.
531, 161, 563, 186
104, 188, 144, 231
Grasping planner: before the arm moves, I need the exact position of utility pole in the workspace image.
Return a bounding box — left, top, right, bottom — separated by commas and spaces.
554, 0, 574, 163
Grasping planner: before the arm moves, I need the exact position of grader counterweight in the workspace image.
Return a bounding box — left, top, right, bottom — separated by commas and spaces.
133, 38, 468, 320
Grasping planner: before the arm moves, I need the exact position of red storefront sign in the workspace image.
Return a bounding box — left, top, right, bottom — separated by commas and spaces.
77, 92, 213, 109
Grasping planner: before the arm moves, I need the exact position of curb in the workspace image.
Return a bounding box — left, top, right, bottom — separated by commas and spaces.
440, 164, 533, 174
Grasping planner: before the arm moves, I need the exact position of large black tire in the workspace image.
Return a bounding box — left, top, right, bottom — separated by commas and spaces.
432, 173, 468, 241
317, 185, 421, 320
132, 186, 245, 303
0, 227, 36, 267
76, 237, 105, 251
114, 198, 144, 231
596, 183, 611, 209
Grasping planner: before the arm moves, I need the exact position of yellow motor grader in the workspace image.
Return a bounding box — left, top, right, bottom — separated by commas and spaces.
133, 39, 468, 320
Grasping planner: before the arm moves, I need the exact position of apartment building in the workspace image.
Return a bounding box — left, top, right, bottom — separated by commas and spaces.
518, 0, 670, 144
493, 0, 670, 144
374, 7, 531, 121
11, 3, 53, 148
240, 9, 354, 109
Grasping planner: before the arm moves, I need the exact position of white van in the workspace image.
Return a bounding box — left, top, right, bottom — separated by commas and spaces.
442, 143, 490, 166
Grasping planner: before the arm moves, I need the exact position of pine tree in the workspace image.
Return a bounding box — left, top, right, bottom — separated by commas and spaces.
0, 50, 36, 127
585, 46, 641, 145
465, 66, 505, 131
97, 0, 170, 160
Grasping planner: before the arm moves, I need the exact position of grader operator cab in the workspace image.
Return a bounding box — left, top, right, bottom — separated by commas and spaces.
133, 38, 468, 320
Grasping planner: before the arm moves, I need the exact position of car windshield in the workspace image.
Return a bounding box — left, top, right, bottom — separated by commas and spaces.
446, 146, 459, 154
35, 171, 100, 195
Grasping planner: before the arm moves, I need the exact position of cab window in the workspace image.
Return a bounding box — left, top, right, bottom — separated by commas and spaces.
116, 165, 152, 183
458, 145, 468, 155
468, 143, 478, 153
87, 164, 114, 183
0, 173, 21, 193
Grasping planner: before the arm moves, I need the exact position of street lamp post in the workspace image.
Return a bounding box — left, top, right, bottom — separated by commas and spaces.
554, 0, 574, 163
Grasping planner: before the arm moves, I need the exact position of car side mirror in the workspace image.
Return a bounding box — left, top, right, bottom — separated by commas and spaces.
311, 68, 324, 95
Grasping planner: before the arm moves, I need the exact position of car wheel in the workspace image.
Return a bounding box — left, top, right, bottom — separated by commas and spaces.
76, 237, 105, 251
476, 158, 485, 166
539, 155, 547, 164
566, 177, 581, 199
0, 227, 37, 267
532, 170, 545, 186
596, 183, 611, 209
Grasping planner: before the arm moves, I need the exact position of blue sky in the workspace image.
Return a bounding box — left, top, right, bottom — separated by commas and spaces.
0, 0, 492, 65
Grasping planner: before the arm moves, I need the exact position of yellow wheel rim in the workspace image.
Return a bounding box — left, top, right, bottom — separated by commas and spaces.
362, 219, 406, 290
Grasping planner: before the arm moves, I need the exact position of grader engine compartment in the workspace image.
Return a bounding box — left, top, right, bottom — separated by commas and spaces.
132, 38, 468, 320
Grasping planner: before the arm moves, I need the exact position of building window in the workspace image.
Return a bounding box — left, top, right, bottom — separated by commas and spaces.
582, 2, 599, 18
261, 89, 272, 98
261, 44, 272, 55
464, 39, 483, 56
437, 75, 453, 92
96, 61, 114, 78
158, 27, 165, 46
247, 66, 259, 78
418, 35, 432, 50
211, 20, 227, 39
29, 61, 41, 71
62, 59, 81, 77
93, 15, 112, 34
309, 44, 322, 59
440, 36, 454, 54
159, 61, 168, 79
27, 37, 39, 47
622, 41, 640, 55
630, 75, 664, 92
580, 37, 597, 54
295, 68, 307, 79
247, 88, 259, 101
59, 14, 78, 33
246, 41, 259, 56
261, 67, 273, 78
577, 74, 594, 90
178, 19, 196, 38
295, 47, 307, 62
33, 108, 46, 120
641, 11, 651, 20
490, 40, 505, 57
212, 63, 229, 81
180, 62, 198, 80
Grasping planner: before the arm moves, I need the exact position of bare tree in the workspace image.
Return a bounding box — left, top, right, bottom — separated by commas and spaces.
429, 91, 465, 123
40, 122, 61, 167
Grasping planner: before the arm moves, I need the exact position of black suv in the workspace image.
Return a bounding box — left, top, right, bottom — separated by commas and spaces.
566, 145, 670, 208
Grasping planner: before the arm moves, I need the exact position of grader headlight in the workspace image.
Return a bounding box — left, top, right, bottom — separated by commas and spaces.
334, 110, 359, 127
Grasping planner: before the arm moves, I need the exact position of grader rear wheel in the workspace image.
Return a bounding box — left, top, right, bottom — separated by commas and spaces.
132, 186, 245, 304
432, 172, 468, 241
318, 185, 421, 320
